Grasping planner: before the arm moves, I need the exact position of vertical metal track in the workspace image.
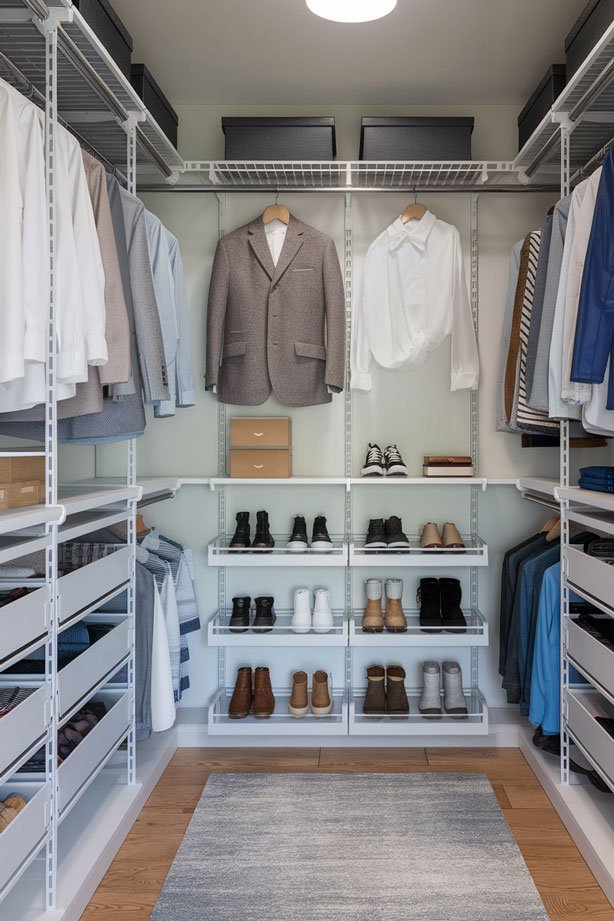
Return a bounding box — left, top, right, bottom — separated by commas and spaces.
216, 193, 227, 691
344, 193, 353, 689
559, 123, 572, 786
43, 18, 58, 910
469, 193, 479, 689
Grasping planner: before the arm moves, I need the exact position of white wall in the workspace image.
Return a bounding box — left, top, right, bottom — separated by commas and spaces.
92, 104, 611, 726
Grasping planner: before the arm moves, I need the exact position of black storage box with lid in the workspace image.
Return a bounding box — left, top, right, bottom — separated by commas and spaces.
565, 0, 614, 79
130, 64, 179, 148
72, 0, 133, 79
517, 65, 566, 150
222, 117, 336, 160
359, 117, 474, 160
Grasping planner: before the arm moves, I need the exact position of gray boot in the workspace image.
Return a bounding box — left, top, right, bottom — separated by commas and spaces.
419, 661, 442, 715
443, 661, 468, 715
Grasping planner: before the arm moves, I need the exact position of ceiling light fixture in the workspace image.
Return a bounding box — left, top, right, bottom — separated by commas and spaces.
306, 0, 397, 23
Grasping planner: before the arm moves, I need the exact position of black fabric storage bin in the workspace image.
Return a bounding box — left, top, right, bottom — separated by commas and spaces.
130, 64, 178, 147
359, 117, 474, 160
518, 65, 566, 150
72, 0, 133, 79
565, 0, 614, 79
222, 117, 336, 160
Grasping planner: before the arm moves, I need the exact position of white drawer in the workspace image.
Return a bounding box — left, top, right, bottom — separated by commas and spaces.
568, 689, 614, 789
58, 620, 130, 721
0, 781, 51, 898
58, 691, 130, 817
566, 546, 614, 616
568, 618, 614, 700
0, 685, 50, 783
59, 547, 131, 627
0, 587, 49, 670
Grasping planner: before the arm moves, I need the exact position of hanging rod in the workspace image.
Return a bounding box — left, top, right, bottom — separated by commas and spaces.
136, 490, 176, 510
519, 492, 560, 512
571, 135, 614, 184
137, 183, 559, 194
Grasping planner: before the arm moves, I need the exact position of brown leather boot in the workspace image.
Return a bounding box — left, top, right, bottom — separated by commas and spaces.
385, 578, 407, 632
311, 670, 333, 717
253, 666, 275, 718
229, 666, 252, 719
386, 665, 410, 714
288, 670, 309, 718
363, 665, 386, 714
362, 579, 384, 632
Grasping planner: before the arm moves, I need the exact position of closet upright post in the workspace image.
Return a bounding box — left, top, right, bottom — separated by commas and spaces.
470, 192, 480, 691
344, 191, 353, 687
216, 191, 227, 693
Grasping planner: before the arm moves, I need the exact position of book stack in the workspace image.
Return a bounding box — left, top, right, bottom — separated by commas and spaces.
423, 456, 473, 477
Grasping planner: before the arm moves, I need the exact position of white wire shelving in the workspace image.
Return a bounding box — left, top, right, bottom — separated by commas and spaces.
349, 688, 489, 736
208, 686, 348, 736
349, 535, 489, 568
349, 609, 489, 647
207, 609, 348, 647
207, 535, 349, 567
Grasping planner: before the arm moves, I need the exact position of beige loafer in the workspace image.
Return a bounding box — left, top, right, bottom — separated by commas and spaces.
420, 522, 443, 548
442, 522, 465, 548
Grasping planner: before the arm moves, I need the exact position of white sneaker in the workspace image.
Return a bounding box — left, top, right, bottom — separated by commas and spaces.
291, 588, 312, 633
312, 588, 334, 634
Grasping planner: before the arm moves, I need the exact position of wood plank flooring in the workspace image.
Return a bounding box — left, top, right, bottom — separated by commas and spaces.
81, 747, 614, 921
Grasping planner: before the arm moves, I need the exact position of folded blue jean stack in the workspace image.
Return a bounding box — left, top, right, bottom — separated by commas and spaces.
579, 466, 614, 494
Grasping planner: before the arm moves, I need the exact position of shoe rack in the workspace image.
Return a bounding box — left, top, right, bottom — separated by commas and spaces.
206, 191, 489, 738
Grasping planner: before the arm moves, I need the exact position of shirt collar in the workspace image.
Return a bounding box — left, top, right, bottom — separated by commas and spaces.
387, 212, 436, 252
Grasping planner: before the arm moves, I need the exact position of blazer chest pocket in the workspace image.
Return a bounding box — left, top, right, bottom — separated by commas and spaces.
295, 341, 326, 361
222, 341, 247, 364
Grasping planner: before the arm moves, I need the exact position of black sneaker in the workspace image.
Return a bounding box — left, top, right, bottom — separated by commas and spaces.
253, 510, 275, 550
365, 518, 386, 549
385, 516, 410, 549
229, 512, 251, 549
229, 596, 251, 632
361, 443, 384, 477
252, 596, 276, 633
312, 515, 333, 551
384, 444, 408, 477
287, 515, 309, 552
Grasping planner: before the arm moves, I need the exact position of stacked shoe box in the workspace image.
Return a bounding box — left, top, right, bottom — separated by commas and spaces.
229, 417, 292, 478
0, 452, 45, 510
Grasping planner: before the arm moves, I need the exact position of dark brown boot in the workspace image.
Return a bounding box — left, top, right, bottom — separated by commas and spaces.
229, 666, 252, 719
253, 666, 275, 718
386, 665, 409, 714
363, 665, 386, 714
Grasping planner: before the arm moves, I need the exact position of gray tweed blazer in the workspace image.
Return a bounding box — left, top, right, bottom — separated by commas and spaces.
205, 215, 345, 407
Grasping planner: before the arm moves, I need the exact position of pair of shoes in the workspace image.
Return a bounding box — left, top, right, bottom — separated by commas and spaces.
420, 522, 464, 549
362, 578, 407, 632
230, 511, 274, 549
229, 666, 275, 719
363, 665, 409, 714
291, 588, 333, 634
419, 661, 467, 716
229, 596, 276, 633
418, 578, 467, 633
0, 793, 27, 833
361, 443, 408, 477
289, 670, 333, 718
365, 516, 410, 549
287, 515, 332, 551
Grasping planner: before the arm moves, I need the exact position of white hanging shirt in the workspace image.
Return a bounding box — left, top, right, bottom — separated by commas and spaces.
351, 212, 479, 392
265, 219, 287, 265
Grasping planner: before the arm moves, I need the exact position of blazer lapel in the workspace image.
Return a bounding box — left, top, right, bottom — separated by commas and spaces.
248, 219, 276, 279
271, 216, 305, 285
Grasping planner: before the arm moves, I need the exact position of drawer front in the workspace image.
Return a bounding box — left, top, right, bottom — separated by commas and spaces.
0, 782, 51, 896
566, 546, 614, 614
230, 416, 291, 447
568, 690, 614, 786
58, 619, 131, 719
0, 586, 49, 668
568, 618, 614, 699
58, 691, 131, 815
230, 449, 292, 478
0, 684, 50, 781
59, 546, 132, 626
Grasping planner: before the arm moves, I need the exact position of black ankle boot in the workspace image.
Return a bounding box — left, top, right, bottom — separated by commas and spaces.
230, 512, 250, 549
253, 510, 275, 550
252, 596, 276, 632
229, 596, 251, 632
418, 578, 443, 632
440, 578, 467, 633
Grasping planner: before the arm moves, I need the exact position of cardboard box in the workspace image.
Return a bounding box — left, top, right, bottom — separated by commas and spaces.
230, 417, 292, 448
0, 454, 45, 483
230, 449, 292, 478
0, 480, 42, 510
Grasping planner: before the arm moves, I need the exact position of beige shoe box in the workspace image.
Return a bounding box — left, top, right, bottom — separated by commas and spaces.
0, 453, 45, 483
0, 480, 43, 510
229, 449, 292, 478
229, 417, 292, 478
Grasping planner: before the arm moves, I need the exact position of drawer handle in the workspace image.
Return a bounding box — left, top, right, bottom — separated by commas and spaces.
253, 432, 264, 437
253, 464, 264, 469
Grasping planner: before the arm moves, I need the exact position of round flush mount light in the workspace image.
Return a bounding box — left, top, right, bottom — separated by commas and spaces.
306, 0, 397, 23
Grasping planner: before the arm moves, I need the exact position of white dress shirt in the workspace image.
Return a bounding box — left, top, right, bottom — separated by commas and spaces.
352, 212, 479, 392
265, 219, 287, 265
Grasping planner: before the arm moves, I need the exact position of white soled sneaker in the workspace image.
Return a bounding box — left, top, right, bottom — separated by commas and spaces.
312, 588, 334, 633
291, 588, 312, 634
384, 444, 408, 477
361, 443, 385, 477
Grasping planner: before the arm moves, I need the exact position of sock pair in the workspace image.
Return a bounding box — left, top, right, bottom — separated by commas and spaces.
419, 661, 467, 716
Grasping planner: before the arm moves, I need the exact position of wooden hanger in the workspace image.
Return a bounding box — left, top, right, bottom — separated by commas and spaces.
545, 519, 561, 543
547, 204, 556, 216
401, 191, 428, 223
540, 516, 559, 534
262, 192, 290, 225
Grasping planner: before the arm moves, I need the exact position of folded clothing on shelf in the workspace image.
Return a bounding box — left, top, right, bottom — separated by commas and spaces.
575, 612, 614, 650
0, 587, 30, 607
584, 538, 614, 561
0, 686, 34, 717
57, 701, 107, 763
3, 621, 91, 674
579, 466, 614, 493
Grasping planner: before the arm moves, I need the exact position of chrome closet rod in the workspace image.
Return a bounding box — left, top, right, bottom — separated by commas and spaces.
137, 183, 560, 194
571, 135, 614, 183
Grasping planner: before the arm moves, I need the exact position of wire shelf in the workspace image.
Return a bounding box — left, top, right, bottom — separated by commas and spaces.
350, 687, 489, 735
207, 608, 348, 646
349, 609, 489, 646
207, 534, 349, 567
349, 535, 489, 567
208, 686, 348, 736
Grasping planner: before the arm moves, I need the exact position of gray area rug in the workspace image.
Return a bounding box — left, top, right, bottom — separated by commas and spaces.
150, 773, 549, 921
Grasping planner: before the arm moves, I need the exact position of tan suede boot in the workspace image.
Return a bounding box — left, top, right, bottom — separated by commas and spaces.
311, 670, 333, 717
363, 665, 386, 714
288, 671, 309, 718
362, 579, 384, 633
385, 578, 407, 632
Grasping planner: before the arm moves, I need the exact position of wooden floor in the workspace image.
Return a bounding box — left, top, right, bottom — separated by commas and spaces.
81, 747, 614, 921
